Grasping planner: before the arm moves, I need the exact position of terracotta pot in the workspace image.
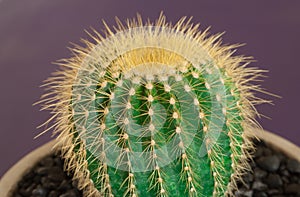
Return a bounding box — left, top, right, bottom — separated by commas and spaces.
0, 130, 299, 196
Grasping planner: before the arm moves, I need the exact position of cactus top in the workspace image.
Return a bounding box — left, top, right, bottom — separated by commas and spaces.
39, 14, 267, 197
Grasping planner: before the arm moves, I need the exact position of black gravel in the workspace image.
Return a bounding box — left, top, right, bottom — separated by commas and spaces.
11, 153, 83, 197
11, 140, 300, 197
234, 139, 300, 197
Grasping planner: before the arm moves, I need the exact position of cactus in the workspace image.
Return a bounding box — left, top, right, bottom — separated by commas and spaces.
38, 14, 268, 197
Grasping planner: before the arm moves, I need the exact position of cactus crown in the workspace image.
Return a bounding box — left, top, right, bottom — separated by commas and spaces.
39, 14, 268, 197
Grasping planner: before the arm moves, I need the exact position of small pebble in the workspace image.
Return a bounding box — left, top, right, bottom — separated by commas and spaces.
59, 189, 81, 197
243, 173, 254, 183
234, 188, 253, 197
287, 159, 300, 173
254, 191, 268, 197
256, 155, 281, 172
252, 181, 268, 191
48, 190, 59, 197
254, 168, 267, 179
32, 185, 48, 197
262, 147, 272, 156
265, 174, 283, 188
267, 188, 281, 195
280, 169, 290, 176
285, 183, 300, 194
39, 156, 54, 167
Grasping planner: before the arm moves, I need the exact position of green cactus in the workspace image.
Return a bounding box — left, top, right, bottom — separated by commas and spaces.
39, 14, 267, 197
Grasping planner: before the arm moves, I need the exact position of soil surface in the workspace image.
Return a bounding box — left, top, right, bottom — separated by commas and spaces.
11, 140, 300, 197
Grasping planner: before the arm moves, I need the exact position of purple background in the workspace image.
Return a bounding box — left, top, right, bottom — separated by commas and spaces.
1, 0, 299, 177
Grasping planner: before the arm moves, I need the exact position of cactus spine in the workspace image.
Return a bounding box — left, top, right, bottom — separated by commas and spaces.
39, 14, 267, 197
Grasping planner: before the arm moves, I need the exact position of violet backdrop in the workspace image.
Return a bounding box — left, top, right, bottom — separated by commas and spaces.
0, 0, 299, 177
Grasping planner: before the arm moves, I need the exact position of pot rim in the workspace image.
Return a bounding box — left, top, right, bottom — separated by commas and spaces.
0, 130, 299, 196
253, 129, 300, 162
0, 140, 56, 197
